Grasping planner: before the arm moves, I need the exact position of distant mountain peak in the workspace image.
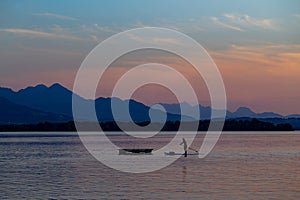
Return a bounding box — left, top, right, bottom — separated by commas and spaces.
256, 112, 283, 118
235, 106, 255, 113
0, 86, 15, 94
225, 106, 256, 118
35, 84, 48, 88
0, 86, 13, 90
48, 83, 72, 94
18, 84, 47, 93
49, 83, 64, 89
17, 83, 67, 92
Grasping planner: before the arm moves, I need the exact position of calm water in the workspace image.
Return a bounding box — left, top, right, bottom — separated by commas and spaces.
1, 132, 300, 199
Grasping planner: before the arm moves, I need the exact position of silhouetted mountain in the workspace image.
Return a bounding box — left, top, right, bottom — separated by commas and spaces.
160, 102, 286, 120
230, 107, 256, 118
159, 102, 200, 118
0, 83, 188, 123
0, 83, 85, 116
95, 97, 193, 122
0, 83, 298, 126
256, 112, 283, 118
227, 107, 283, 118
0, 97, 71, 124
286, 114, 300, 118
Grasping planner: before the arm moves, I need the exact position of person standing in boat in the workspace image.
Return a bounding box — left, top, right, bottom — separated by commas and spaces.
180, 138, 188, 157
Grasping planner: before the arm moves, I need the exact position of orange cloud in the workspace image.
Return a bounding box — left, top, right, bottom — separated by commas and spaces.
0, 28, 85, 41
210, 44, 300, 114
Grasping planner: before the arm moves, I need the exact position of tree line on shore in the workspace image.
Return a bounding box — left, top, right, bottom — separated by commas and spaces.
0, 118, 294, 132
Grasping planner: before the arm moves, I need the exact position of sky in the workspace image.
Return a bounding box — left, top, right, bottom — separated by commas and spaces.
0, 0, 300, 115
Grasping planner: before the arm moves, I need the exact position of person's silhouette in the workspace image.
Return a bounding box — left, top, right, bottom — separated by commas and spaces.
180, 138, 187, 157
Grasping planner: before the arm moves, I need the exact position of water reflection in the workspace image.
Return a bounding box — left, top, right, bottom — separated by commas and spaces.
182, 165, 187, 183
0, 133, 300, 199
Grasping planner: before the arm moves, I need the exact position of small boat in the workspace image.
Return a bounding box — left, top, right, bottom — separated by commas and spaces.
119, 148, 153, 155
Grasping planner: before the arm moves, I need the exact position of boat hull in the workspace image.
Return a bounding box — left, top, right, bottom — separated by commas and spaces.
119, 148, 153, 155
164, 151, 199, 156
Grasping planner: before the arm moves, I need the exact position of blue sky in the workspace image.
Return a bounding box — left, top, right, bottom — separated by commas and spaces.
0, 0, 300, 114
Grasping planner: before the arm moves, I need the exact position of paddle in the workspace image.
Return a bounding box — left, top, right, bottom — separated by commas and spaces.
188, 147, 199, 153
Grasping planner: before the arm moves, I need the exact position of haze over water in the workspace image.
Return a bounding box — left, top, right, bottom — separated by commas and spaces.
1, 132, 300, 199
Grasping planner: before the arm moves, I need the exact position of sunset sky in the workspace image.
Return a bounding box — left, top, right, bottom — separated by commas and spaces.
0, 0, 300, 115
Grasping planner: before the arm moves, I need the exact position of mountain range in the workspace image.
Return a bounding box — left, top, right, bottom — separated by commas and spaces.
159, 102, 291, 119
0, 83, 187, 124
0, 83, 299, 129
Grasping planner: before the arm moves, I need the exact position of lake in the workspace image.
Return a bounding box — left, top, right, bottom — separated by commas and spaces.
1, 132, 300, 199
